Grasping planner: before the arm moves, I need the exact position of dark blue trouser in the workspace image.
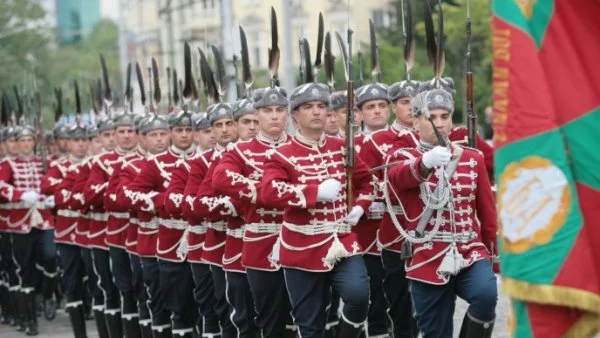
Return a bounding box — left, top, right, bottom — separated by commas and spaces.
140, 257, 170, 332
209, 265, 234, 336
381, 249, 417, 338
284, 255, 370, 338
12, 229, 57, 296
246, 268, 293, 338
225, 271, 258, 338
364, 254, 390, 337
91, 248, 120, 313
190, 262, 222, 335
130, 254, 151, 326
57, 244, 84, 308
409, 259, 497, 338
81, 248, 103, 310
158, 259, 198, 335
109, 247, 138, 319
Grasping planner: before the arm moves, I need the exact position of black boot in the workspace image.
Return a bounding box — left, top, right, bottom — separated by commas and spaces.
42, 274, 57, 321
24, 292, 39, 336
13, 291, 27, 332
151, 327, 172, 338
94, 309, 110, 338
139, 321, 153, 338
336, 317, 363, 338
458, 312, 494, 338
123, 316, 142, 338
67, 305, 88, 338
105, 311, 123, 338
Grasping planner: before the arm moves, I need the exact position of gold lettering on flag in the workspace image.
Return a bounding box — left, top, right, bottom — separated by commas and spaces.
492, 28, 511, 144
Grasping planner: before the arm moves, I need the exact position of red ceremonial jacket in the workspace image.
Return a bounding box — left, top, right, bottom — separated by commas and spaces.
42, 156, 82, 244
387, 143, 497, 285
125, 146, 196, 262
261, 134, 375, 272
212, 133, 289, 271
0, 155, 54, 233
69, 158, 93, 247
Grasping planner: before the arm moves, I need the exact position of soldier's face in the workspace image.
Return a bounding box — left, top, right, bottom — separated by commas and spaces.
137, 134, 147, 151
415, 108, 453, 145
46, 142, 58, 155
145, 129, 170, 154
212, 118, 238, 147
324, 110, 341, 136
17, 136, 36, 154
5, 138, 19, 156
68, 138, 88, 158
195, 128, 215, 151
359, 99, 389, 131
89, 137, 104, 155
391, 97, 413, 127
57, 137, 68, 153
293, 101, 327, 133
237, 114, 259, 141
170, 126, 194, 150
115, 126, 138, 151
257, 105, 288, 138
100, 130, 116, 151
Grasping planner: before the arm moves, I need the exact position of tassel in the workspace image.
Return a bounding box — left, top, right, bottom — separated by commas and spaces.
324, 235, 350, 269
176, 227, 190, 260
437, 244, 468, 276
269, 236, 281, 265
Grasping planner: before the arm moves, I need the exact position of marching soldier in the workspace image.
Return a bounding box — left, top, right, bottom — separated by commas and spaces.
182, 109, 237, 338
42, 124, 89, 338
103, 112, 146, 338
82, 114, 127, 337
163, 112, 221, 338
0, 125, 56, 336
352, 82, 394, 337
126, 111, 199, 337
52, 123, 70, 161
212, 87, 296, 338
118, 115, 172, 338
385, 88, 498, 338
261, 82, 375, 338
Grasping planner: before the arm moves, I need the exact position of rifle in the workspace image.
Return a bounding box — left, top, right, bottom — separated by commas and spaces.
346, 28, 355, 211
465, 0, 477, 147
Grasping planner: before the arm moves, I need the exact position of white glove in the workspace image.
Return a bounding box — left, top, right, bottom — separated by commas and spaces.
20, 191, 40, 205
422, 146, 452, 169
369, 202, 386, 213
317, 178, 342, 202
347, 206, 365, 226
44, 196, 55, 208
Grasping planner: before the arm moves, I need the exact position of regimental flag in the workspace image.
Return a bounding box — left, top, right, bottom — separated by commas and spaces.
492, 0, 600, 337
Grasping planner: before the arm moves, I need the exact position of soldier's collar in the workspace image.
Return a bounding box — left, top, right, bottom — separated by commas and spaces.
391, 121, 413, 133
17, 153, 35, 160
295, 130, 326, 148
116, 146, 135, 156
68, 155, 85, 164
169, 144, 195, 158
257, 131, 287, 147
364, 125, 387, 135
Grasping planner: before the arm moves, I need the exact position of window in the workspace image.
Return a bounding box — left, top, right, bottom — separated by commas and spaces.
371, 9, 392, 29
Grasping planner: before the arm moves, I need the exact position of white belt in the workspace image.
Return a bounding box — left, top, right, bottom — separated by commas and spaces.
138, 219, 159, 229
407, 230, 478, 244
159, 218, 188, 230
57, 209, 80, 218
130, 218, 139, 225
226, 228, 244, 238
89, 212, 109, 222
207, 221, 226, 232
283, 221, 351, 236
110, 212, 129, 219
189, 224, 208, 235
368, 210, 384, 220
386, 205, 404, 216
0, 202, 46, 209
245, 223, 281, 234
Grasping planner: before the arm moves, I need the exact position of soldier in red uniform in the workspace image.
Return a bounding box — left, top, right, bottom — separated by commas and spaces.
182, 108, 237, 338
351, 83, 395, 338
52, 123, 70, 161
126, 111, 198, 337
385, 88, 498, 338
0, 125, 56, 336
83, 114, 131, 337
192, 112, 216, 152
261, 82, 376, 338
119, 115, 172, 338
213, 91, 293, 337
42, 124, 89, 338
